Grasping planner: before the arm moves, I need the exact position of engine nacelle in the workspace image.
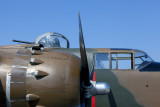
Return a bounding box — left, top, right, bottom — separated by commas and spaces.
4, 49, 81, 107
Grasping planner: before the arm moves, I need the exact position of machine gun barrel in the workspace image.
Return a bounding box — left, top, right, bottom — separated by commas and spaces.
12, 40, 34, 44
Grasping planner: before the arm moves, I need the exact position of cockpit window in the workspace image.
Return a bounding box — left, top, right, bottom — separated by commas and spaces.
94, 51, 153, 71
134, 52, 153, 70
94, 53, 109, 69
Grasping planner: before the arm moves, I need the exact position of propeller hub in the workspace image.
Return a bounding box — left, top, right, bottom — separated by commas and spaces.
83, 81, 110, 98
95, 82, 110, 95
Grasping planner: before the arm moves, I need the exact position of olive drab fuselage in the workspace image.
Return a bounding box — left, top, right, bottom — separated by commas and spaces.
54, 48, 160, 107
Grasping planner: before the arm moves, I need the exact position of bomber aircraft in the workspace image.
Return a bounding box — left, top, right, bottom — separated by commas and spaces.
0, 14, 160, 107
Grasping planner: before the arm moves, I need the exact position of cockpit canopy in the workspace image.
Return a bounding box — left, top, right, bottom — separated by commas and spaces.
35, 32, 70, 48
94, 50, 153, 70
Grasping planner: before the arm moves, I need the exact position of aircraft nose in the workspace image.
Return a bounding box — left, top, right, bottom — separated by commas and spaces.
140, 61, 160, 71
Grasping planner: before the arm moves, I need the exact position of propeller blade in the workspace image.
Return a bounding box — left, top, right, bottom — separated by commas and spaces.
90, 64, 95, 80
79, 12, 91, 86
108, 89, 117, 107
85, 98, 91, 107
79, 12, 92, 107
79, 13, 111, 107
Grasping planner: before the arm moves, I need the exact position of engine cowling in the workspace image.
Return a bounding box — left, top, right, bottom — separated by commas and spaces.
5, 49, 81, 107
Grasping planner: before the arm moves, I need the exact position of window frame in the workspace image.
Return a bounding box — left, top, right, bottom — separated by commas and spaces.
110, 52, 134, 70
94, 52, 135, 70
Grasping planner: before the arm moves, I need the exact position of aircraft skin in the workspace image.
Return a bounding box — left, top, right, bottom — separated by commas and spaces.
0, 44, 160, 107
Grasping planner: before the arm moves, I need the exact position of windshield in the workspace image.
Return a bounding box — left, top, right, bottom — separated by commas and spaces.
134, 52, 153, 70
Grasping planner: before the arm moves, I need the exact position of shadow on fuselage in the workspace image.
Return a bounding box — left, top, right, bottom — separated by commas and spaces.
95, 69, 144, 107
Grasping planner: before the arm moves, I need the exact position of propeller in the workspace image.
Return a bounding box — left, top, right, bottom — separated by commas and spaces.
79, 12, 111, 107
79, 12, 91, 87
79, 12, 91, 107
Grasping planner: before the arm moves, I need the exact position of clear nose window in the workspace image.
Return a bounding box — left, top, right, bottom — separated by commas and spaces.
134, 52, 153, 70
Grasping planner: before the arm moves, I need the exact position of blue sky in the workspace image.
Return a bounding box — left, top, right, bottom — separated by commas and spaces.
0, 0, 160, 61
